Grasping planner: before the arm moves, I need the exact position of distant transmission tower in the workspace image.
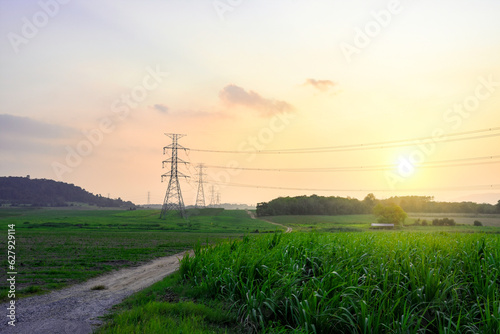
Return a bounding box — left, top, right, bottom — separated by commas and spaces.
147, 191, 150, 205
160, 133, 189, 219
209, 185, 216, 207
216, 191, 221, 207
195, 164, 206, 208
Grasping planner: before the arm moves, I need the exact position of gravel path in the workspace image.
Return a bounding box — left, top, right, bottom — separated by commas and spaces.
1, 251, 191, 334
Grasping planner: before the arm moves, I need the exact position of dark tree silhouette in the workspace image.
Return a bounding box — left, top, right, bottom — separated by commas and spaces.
0, 176, 135, 208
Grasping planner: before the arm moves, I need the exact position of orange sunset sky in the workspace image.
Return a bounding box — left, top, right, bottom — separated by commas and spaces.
1, 0, 499, 206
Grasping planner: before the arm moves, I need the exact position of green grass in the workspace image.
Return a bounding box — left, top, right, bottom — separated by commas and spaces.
96, 272, 240, 334
101, 301, 228, 333
408, 213, 500, 227
0, 208, 274, 233
264, 214, 500, 233
4, 207, 500, 332
263, 214, 373, 232
178, 232, 500, 333
0, 208, 278, 300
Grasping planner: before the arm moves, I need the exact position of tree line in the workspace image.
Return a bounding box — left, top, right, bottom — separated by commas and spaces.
256, 194, 500, 216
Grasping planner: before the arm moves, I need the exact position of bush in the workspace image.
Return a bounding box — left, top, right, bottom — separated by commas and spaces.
421, 219, 428, 226
432, 218, 456, 226
474, 220, 483, 227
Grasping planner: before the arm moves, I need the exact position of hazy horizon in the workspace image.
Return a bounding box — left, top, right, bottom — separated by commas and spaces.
1, 0, 499, 207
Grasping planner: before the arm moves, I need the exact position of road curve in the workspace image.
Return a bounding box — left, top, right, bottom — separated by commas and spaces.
246, 210, 292, 233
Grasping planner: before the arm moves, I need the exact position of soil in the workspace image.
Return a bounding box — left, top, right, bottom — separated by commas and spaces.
1, 250, 191, 334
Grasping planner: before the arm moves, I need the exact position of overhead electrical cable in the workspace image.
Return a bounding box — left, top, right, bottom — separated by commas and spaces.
189, 126, 500, 154
200, 155, 500, 172
209, 182, 500, 193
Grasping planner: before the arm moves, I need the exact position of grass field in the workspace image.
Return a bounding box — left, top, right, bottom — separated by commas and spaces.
0, 207, 278, 300
264, 213, 500, 233
263, 214, 374, 232
96, 272, 239, 334
3, 208, 500, 332
0, 207, 275, 233
408, 213, 500, 227
99, 232, 500, 333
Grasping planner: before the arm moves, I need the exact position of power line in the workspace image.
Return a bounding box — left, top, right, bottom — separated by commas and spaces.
189, 126, 500, 154
211, 182, 500, 193
201, 155, 500, 172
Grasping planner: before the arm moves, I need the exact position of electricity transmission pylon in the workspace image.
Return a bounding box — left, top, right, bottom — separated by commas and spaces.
209, 185, 216, 207
195, 163, 206, 208
216, 191, 221, 208
160, 133, 189, 219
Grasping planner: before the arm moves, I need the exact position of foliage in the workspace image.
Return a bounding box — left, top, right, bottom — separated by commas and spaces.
383, 196, 497, 214
474, 220, 483, 226
257, 194, 498, 217
373, 203, 407, 226
256, 195, 371, 216
180, 232, 500, 333
432, 218, 456, 226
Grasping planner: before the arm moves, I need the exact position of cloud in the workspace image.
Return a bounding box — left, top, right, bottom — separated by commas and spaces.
303, 79, 337, 92
0, 114, 76, 139
176, 110, 229, 119
219, 84, 294, 117
151, 104, 169, 113
0, 114, 77, 159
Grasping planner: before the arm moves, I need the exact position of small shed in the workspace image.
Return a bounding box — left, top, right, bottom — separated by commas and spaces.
371, 223, 394, 229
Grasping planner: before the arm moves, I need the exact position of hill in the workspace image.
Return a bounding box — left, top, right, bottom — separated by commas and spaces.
0, 176, 135, 208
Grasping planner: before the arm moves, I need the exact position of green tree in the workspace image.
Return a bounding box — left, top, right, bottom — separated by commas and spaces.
363, 193, 377, 210
496, 200, 500, 213
373, 203, 407, 226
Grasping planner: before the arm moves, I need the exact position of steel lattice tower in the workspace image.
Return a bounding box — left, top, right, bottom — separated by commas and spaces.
160, 133, 189, 219
195, 164, 206, 208
209, 185, 216, 207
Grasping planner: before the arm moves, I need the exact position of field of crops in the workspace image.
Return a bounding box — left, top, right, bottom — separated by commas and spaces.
409, 213, 500, 227
0, 208, 277, 300
264, 214, 500, 233
179, 232, 500, 333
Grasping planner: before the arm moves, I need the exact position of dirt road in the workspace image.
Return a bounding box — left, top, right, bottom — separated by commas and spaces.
246, 210, 292, 233
1, 251, 191, 334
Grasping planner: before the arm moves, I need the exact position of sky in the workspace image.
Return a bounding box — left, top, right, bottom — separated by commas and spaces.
1, 0, 499, 206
